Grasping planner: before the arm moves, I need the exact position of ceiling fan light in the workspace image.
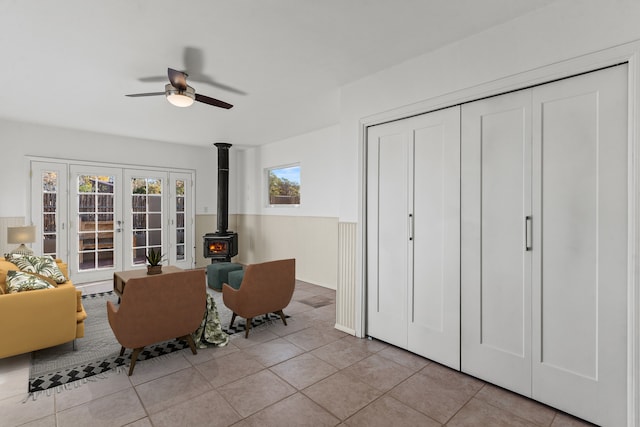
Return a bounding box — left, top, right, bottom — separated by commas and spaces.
167, 93, 194, 107
165, 84, 195, 107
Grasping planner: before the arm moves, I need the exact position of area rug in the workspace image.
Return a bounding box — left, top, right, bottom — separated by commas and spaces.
29, 289, 290, 393
28, 291, 191, 393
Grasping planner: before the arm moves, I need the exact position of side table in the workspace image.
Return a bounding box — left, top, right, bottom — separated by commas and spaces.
114, 266, 183, 298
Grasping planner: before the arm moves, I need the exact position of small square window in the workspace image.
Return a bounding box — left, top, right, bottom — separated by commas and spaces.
267, 164, 300, 206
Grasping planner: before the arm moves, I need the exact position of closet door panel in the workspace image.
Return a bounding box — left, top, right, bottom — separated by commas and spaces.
409, 106, 460, 369
531, 65, 628, 427
540, 92, 598, 377
366, 125, 409, 348
461, 90, 532, 395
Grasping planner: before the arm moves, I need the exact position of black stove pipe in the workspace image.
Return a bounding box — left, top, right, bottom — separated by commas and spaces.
215, 143, 232, 234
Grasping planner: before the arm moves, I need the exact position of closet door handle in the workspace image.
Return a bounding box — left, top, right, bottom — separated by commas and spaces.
525, 216, 532, 251
409, 213, 414, 241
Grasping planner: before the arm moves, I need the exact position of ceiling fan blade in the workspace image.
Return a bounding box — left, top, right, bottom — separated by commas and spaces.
125, 92, 165, 97
138, 76, 168, 83
168, 68, 188, 90
195, 93, 233, 109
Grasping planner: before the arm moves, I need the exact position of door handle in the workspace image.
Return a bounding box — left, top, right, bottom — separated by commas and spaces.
409, 213, 414, 241
525, 216, 532, 251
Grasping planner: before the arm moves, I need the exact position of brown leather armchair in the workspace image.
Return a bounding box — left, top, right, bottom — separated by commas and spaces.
107, 269, 206, 375
222, 258, 295, 338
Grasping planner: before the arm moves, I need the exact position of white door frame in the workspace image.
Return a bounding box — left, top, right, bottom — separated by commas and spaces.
358, 41, 640, 425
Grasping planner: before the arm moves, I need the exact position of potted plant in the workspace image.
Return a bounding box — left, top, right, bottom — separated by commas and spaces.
146, 248, 165, 275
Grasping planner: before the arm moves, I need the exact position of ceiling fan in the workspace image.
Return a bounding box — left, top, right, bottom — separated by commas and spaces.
126, 68, 233, 109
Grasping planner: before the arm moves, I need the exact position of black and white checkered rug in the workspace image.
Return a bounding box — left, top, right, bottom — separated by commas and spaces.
29, 340, 189, 393
29, 291, 190, 393
221, 312, 291, 336
29, 290, 292, 393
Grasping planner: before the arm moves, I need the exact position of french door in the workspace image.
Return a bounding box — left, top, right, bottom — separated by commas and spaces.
30, 161, 194, 283
30, 161, 68, 259
169, 172, 193, 270
69, 165, 123, 283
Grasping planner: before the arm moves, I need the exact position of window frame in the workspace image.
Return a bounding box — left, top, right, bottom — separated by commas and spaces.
265, 163, 301, 207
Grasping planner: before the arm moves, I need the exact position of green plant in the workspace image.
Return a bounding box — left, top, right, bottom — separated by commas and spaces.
145, 248, 165, 266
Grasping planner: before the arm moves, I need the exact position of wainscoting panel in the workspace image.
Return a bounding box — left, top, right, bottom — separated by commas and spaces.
0, 217, 27, 256
236, 215, 338, 289
336, 222, 357, 334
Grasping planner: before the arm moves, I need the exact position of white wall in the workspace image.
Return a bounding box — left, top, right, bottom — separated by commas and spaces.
237, 125, 341, 217
337, 0, 640, 222
0, 118, 219, 218
235, 125, 341, 288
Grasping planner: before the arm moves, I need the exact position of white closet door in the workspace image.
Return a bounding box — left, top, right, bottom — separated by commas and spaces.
408, 106, 460, 369
367, 123, 410, 348
531, 65, 628, 427
461, 90, 533, 395
367, 106, 461, 367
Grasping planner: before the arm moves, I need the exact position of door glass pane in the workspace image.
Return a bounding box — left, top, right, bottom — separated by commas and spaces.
130, 177, 163, 265
148, 230, 162, 246
148, 213, 162, 228
42, 172, 58, 258
132, 213, 146, 229
175, 180, 185, 260
77, 175, 115, 271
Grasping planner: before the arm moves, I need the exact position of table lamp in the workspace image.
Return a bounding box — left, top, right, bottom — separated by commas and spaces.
7, 225, 36, 255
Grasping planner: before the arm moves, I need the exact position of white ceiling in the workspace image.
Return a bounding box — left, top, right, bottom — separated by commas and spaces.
0, 0, 555, 148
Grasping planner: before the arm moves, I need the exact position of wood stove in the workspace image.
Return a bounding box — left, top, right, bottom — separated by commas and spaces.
203, 143, 239, 263
203, 233, 238, 261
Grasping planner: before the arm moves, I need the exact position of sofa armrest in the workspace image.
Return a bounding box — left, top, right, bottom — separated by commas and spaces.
0, 284, 77, 358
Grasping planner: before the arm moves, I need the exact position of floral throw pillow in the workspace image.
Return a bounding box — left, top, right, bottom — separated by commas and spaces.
6, 271, 55, 293
8, 255, 67, 284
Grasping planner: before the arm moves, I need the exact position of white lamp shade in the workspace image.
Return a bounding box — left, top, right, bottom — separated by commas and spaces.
7, 226, 36, 244
166, 93, 195, 107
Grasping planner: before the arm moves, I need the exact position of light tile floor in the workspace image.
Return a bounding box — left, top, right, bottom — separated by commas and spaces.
0, 281, 595, 427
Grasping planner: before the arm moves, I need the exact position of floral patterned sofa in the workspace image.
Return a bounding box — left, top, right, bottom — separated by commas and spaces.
0, 257, 87, 358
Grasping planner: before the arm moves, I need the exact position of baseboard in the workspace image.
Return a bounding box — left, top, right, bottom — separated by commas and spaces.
334, 323, 355, 336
